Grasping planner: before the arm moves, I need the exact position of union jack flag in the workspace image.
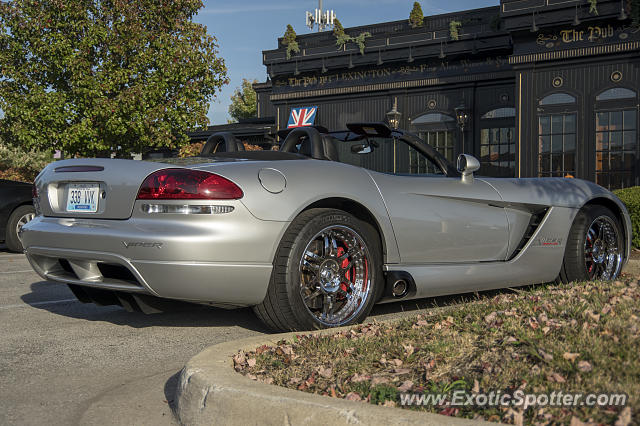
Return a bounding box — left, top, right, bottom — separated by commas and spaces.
287, 106, 318, 128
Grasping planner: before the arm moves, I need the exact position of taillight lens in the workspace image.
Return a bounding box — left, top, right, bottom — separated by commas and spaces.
137, 169, 243, 200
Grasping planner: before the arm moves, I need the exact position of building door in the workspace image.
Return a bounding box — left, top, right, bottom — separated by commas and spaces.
411, 112, 458, 165
479, 107, 516, 177
594, 88, 639, 190
537, 93, 578, 178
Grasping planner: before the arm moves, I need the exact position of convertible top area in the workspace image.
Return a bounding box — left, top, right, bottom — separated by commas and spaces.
201, 123, 459, 176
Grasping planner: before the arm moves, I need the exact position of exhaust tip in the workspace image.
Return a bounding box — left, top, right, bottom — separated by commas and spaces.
392, 279, 408, 298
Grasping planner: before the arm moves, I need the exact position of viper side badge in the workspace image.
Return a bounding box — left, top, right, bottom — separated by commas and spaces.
122, 241, 163, 249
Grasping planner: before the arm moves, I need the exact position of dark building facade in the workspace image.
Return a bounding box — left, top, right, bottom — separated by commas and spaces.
254, 0, 640, 189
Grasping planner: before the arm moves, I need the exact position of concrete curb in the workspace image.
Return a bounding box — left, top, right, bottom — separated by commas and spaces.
176, 261, 640, 425
175, 328, 491, 426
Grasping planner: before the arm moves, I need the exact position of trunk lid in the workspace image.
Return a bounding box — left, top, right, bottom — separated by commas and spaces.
35, 158, 217, 219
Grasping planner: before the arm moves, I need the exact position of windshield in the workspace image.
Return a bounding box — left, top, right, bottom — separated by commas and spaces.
335, 136, 445, 176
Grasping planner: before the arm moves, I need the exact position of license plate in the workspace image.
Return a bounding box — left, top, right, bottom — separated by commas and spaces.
66, 183, 100, 213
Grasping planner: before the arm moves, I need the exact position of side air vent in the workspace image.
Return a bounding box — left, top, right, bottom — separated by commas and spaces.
508, 208, 549, 260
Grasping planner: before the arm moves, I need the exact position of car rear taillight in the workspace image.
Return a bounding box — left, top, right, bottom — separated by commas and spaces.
137, 169, 243, 200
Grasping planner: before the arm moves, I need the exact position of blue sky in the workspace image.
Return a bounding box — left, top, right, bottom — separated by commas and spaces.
195, 0, 498, 125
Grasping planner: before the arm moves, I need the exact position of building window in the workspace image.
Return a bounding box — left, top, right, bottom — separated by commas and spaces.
408, 146, 442, 174
537, 93, 577, 178
539, 93, 576, 106
481, 107, 516, 119
595, 88, 638, 189
412, 113, 456, 164
412, 113, 455, 124
596, 88, 636, 101
538, 114, 577, 177
480, 107, 516, 177
421, 131, 454, 163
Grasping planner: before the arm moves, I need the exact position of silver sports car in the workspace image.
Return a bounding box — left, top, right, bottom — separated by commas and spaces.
21, 123, 631, 331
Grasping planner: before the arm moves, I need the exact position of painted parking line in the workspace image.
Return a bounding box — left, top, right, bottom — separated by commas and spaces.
0, 270, 36, 274
0, 298, 78, 310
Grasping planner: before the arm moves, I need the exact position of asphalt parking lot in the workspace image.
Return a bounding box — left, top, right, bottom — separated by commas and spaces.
0, 247, 274, 425
0, 248, 450, 425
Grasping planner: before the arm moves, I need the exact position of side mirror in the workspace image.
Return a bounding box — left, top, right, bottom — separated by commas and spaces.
457, 154, 480, 183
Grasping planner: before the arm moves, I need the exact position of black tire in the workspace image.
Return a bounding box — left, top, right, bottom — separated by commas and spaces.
6, 204, 35, 253
253, 208, 383, 332
558, 205, 624, 283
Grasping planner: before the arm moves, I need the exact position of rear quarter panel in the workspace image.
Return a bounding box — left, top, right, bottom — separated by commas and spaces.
193, 159, 402, 264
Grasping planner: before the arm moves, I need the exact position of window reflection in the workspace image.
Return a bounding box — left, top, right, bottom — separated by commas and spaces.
538, 113, 577, 178
480, 108, 516, 177
595, 110, 638, 189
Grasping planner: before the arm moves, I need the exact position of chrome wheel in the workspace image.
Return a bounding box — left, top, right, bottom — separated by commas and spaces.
299, 225, 372, 327
15, 212, 35, 244
584, 215, 622, 280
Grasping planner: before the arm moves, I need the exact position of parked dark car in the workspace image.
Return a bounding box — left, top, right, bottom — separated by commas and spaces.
0, 179, 35, 252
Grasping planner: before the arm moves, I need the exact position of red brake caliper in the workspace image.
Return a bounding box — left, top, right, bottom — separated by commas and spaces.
586, 233, 594, 274
337, 247, 350, 294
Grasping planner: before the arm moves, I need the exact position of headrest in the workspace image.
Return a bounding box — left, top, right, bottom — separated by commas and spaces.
320, 135, 339, 162
201, 132, 245, 155
280, 127, 339, 161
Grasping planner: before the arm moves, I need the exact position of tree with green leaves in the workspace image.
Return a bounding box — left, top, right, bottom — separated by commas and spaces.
333, 18, 346, 38
332, 18, 370, 54
283, 24, 300, 59
0, 0, 228, 158
450, 20, 462, 40
409, 2, 424, 28
228, 79, 258, 122
333, 18, 350, 50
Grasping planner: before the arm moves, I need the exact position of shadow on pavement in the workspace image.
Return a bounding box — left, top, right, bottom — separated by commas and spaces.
22, 280, 271, 332
164, 370, 181, 415
369, 286, 530, 318
22, 278, 549, 332
0, 243, 20, 254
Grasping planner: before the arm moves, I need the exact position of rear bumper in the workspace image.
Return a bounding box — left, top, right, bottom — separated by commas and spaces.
21, 202, 289, 306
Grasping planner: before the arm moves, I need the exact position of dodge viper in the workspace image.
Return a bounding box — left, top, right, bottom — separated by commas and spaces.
21, 123, 631, 331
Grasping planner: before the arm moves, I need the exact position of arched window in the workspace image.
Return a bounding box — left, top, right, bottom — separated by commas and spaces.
481, 108, 516, 119
594, 88, 638, 189
411, 113, 455, 124
539, 93, 576, 106
596, 88, 637, 101
411, 113, 456, 164
480, 108, 516, 177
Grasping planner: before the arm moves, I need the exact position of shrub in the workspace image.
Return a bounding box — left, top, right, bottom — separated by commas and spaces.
409, 2, 424, 28
0, 142, 52, 182
282, 24, 300, 60
178, 142, 204, 158
449, 20, 462, 40
614, 186, 640, 248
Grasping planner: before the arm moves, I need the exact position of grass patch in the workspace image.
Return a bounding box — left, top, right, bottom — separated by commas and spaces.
235, 279, 640, 424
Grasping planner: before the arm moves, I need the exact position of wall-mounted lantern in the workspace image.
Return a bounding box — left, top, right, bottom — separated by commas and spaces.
386, 98, 401, 129
455, 103, 470, 153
